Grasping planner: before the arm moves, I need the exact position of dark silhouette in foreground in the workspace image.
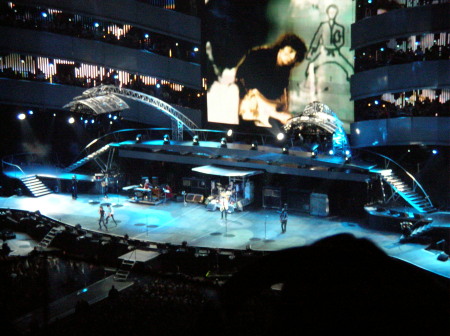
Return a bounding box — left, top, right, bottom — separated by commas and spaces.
196, 233, 450, 335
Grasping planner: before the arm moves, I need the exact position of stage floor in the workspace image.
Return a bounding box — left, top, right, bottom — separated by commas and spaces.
1, 192, 449, 279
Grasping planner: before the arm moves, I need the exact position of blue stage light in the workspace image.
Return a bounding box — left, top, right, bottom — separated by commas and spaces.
432, 149, 438, 155
220, 137, 227, 148
192, 135, 199, 146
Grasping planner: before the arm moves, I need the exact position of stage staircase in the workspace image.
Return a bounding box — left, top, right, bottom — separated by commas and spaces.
64, 144, 111, 172
399, 218, 435, 244
37, 226, 63, 249
378, 170, 436, 213
20, 175, 52, 197
114, 250, 137, 282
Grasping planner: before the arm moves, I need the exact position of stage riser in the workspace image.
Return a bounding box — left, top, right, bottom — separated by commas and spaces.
367, 215, 410, 233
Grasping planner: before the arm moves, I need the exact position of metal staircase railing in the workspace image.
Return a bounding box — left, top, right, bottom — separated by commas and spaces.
63, 144, 112, 172
358, 149, 436, 213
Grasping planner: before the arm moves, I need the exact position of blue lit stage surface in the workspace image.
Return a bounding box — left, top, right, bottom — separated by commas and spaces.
1, 192, 449, 279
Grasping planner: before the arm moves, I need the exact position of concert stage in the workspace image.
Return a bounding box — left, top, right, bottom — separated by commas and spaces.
1, 192, 449, 279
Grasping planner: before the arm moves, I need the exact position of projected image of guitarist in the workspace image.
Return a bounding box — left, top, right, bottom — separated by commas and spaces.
235, 33, 306, 127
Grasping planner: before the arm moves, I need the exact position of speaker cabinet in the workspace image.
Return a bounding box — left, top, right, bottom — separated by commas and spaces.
206, 202, 218, 211
310, 193, 329, 216
263, 187, 282, 209
437, 252, 449, 262
186, 193, 204, 203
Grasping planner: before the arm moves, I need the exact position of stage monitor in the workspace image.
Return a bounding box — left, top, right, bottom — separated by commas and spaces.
204, 0, 355, 133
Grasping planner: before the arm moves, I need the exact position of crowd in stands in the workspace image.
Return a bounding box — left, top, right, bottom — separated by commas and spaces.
355, 96, 450, 121
0, 64, 203, 110
0, 252, 106, 323
355, 43, 449, 72
0, 2, 200, 64
43, 275, 216, 336
356, 0, 448, 20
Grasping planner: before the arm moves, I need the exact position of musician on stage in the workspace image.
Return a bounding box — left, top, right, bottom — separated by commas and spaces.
163, 184, 173, 199
220, 192, 229, 220
279, 204, 288, 233
102, 175, 109, 199
143, 178, 151, 189
71, 175, 78, 200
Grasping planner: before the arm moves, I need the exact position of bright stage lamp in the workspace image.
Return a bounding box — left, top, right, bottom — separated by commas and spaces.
277, 133, 285, 141
192, 135, 199, 146
163, 134, 170, 145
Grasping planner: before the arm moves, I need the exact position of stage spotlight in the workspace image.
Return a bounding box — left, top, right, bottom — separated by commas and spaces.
136, 134, 142, 143
28, 110, 33, 115
251, 141, 258, 150
163, 134, 170, 145
282, 146, 289, 155
345, 150, 351, 156
328, 149, 334, 155
311, 151, 317, 158
220, 137, 227, 148
432, 149, 438, 155
345, 156, 351, 163
68, 117, 75, 124
17, 113, 26, 120
192, 135, 199, 146
227, 129, 233, 137
277, 133, 285, 141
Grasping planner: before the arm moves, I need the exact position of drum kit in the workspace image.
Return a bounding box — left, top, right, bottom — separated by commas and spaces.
206, 183, 236, 212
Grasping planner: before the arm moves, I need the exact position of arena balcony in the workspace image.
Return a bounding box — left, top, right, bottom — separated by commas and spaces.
0, 26, 202, 90
9, 0, 200, 44
0, 1, 200, 64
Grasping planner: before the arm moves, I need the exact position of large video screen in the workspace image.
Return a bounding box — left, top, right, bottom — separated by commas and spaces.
204, 0, 355, 133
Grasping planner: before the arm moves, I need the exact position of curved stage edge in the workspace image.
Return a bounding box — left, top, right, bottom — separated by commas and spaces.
0, 192, 449, 279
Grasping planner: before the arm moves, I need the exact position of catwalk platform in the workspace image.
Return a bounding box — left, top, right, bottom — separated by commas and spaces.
1, 192, 449, 279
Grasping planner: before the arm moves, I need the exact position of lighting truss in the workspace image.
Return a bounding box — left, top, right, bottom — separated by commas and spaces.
284, 101, 351, 157
63, 85, 199, 141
